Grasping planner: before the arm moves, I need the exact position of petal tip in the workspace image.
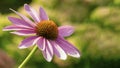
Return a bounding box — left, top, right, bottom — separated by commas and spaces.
39, 7, 49, 20
24, 3, 28, 6
2, 28, 7, 31
24, 4, 30, 10
69, 52, 81, 58
18, 46, 27, 49
8, 16, 15, 22
40, 7, 43, 10
8, 16, 12, 19
9, 8, 15, 12
75, 54, 81, 58
61, 56, 67, 60
46, 58, 52, 62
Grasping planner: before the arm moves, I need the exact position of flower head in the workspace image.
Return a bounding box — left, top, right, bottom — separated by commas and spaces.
3, 4, 80, 62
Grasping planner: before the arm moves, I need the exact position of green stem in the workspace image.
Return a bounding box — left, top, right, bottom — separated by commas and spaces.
18, 45, 38, 68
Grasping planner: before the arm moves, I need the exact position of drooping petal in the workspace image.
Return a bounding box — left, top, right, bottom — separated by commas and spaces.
3, 25, 33, 31
50, 41, 67, 60
8, 17, 34, 28
56, 36, 80, 58
46, 40, 53, 56
58, 26, 74, 37
37, 37, 45, 51
10, 8, 36, 27
24, 4, 40, 23
39, 7, 49, 20
11, 30, 36, 36
19, 36, 39, 49
42, 40, 53, 62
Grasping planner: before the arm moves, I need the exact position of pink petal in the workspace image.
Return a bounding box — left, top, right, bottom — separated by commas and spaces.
56, 36, 80, 58
42, 40, 53, 62
24, 4, 40, 23
10, 8, 36, 27
46, 40, 53, 56
19, 36, 39, 49
8, 17, 34, 28
11, 30, 36, 36
50, 41, 67, 60
3, 25, 33, 31
39, 7, 49, 20
37, 37, 45, 51
58, 26, 74, 37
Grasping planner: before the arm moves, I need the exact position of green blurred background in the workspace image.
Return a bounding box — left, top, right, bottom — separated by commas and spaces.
0, 0, 120, 68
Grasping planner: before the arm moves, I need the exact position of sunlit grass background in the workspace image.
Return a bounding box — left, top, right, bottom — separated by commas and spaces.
0, 0, 120, 68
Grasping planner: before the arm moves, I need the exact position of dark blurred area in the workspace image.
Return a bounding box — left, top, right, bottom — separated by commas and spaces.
0, 0, 120, 68
0, 0, 32, 14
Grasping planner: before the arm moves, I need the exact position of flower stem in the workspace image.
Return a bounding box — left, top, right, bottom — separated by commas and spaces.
18, 45, 38, 68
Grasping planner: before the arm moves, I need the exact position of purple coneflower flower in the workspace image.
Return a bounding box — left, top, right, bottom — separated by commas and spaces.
3, 4, 80, 62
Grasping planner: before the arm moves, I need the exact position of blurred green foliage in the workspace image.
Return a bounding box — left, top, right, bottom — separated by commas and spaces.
0, 0, 120, 68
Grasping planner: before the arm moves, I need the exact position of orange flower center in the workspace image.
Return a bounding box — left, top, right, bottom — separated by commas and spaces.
35, 20, 58, 40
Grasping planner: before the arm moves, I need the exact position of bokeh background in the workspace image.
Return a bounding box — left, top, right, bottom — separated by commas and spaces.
0, 0, 120, 68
